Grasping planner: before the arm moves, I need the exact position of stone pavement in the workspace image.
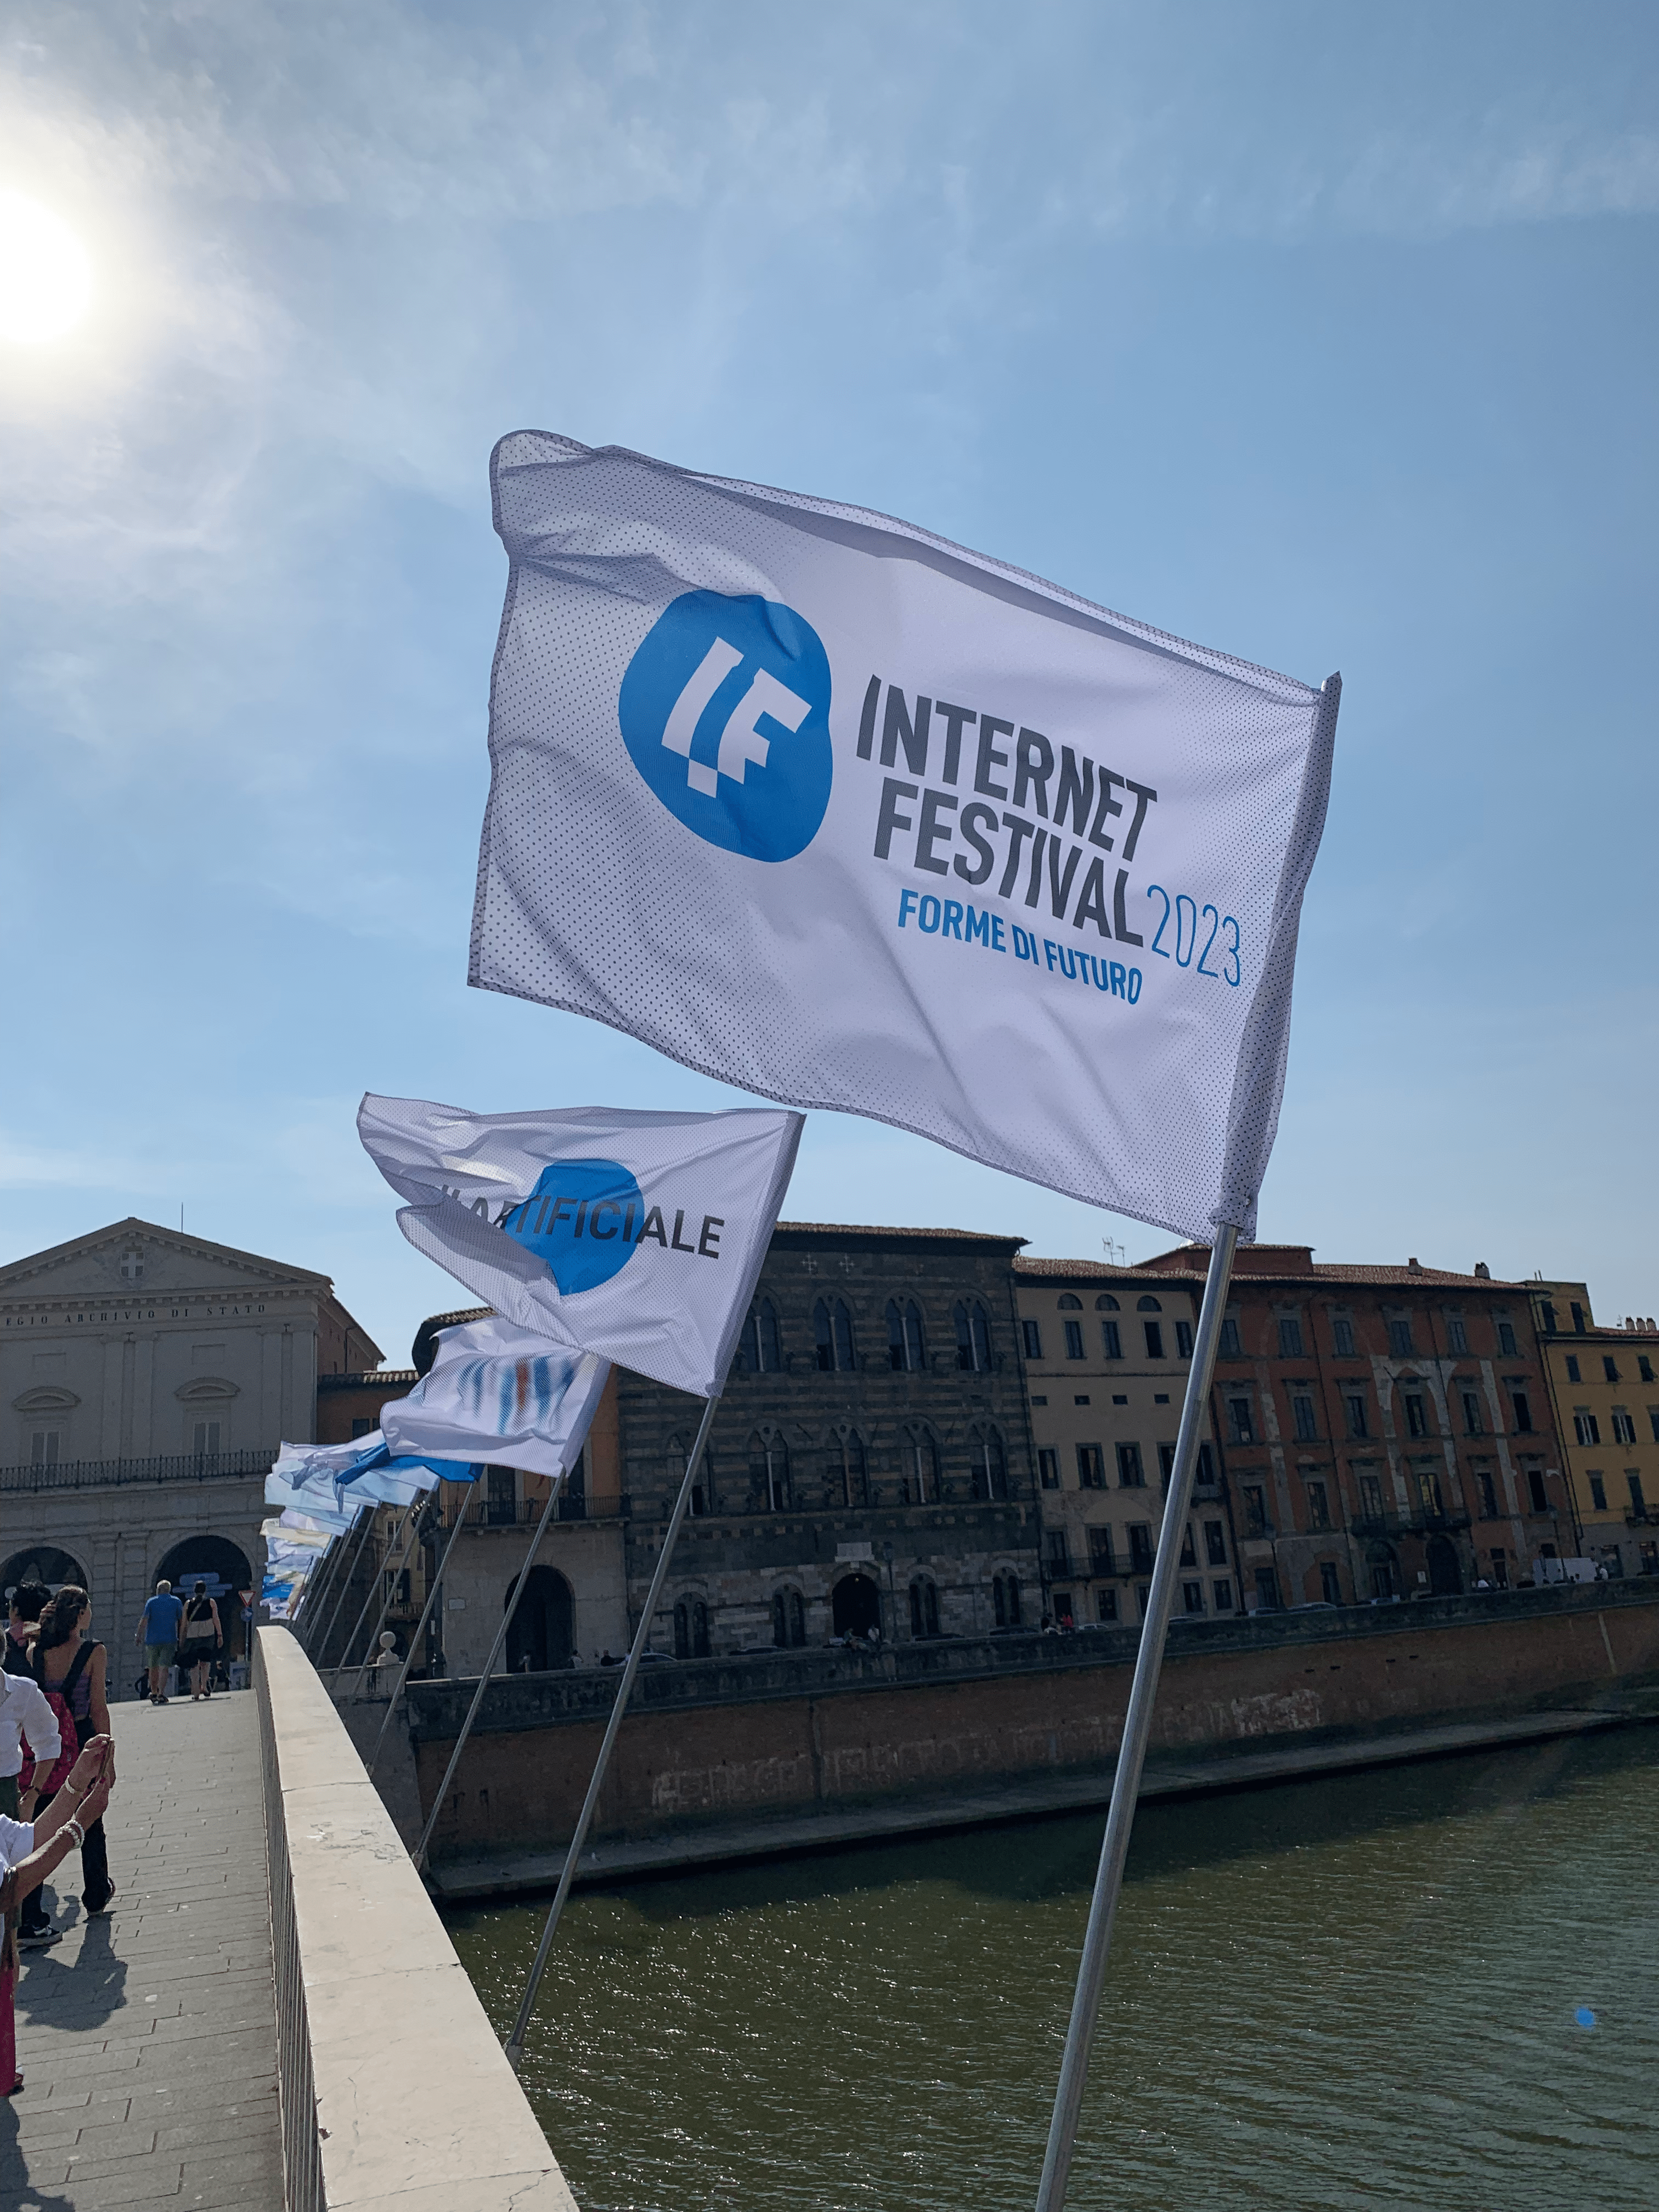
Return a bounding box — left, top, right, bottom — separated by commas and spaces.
2, 1690, 283, 2212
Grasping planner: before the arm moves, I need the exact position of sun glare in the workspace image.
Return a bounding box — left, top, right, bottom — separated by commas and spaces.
0, 192, 93, 345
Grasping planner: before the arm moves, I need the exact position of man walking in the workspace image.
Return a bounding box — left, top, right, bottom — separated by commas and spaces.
136, 1580, 184, 1705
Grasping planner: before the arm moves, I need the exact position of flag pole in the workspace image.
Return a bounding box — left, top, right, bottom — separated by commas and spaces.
301, 1504, 374, 1662
328, 1503, 405, 1684
367, 1482, 477, 1779
1034, 1225, 1239, 2212
342, 1504, 426, 1702
503, 1392, 719, 2072
411, 1467, 569, 1872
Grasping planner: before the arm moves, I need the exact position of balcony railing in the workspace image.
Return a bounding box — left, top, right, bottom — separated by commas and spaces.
436, 1493, 591, 1530
1352, 1509, 1473, 1540
0, 1449, 276, 1495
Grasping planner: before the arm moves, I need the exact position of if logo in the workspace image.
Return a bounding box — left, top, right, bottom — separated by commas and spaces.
618, 589, 833, 861
494, 1159, 726, 1295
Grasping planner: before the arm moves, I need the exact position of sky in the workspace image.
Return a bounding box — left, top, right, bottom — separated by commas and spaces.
2, 1, 1656, 1367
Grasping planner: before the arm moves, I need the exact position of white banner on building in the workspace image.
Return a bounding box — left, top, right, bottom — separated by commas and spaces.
358, 1094, 803, 1397
469, 433, 1339, 1240
380, 1314, 608, 1483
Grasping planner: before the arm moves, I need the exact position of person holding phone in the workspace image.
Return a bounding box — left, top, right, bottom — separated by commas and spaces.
1, 1734, 115, 2094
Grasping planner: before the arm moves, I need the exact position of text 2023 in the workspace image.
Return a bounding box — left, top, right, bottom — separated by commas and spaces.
1146, 887, 1241, 985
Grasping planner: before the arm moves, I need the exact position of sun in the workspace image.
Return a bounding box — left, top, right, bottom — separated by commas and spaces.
0, 192, 93, 345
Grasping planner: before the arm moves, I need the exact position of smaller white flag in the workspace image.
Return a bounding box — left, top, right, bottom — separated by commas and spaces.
358, 1093, 804, 1398
380, 1314, 608, 1483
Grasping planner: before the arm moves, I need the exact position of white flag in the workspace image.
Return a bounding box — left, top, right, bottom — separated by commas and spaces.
358, 1094, 803, 1397
470, 433, 1338, 1240
380, 1315, 609, 1483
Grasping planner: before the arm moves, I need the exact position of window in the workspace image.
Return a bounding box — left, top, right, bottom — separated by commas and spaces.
887, 1299, 926, 1373
1254, 1567, 1282, 1611
350, 1415, 375, 1439
1404, 1393, 1427, 1439
1332, 1317, 1355, 1357
1095, 1294, 1121, 1312
1628, 1472, 1647, 1515
1212, 1577, 1234, 1612
1064, 1319, 1086, 1359
1096, 1587, 1119, 1623
1101, 1319, 1123, 1358
1088, 1526, 1115, 1573
1175, 1321, 1194, 1358
485, 1467, 516, 1525
772, 1587, 807, 1647
1541, 1302, 1558, 1335
1045, 1529, 1071, 1571
1462, 1391, 1483, 1436
1643, 1542, 1659, 1576
1527, 1468, 1548, 1514
1446, 1315, 1468, 1354
1320, 1562, 1342, 1605
1180, 1523, 1197, 1566
1604, 1356, 1621, 1384
1219, 1318, 1242, 1357
1278, 1317, 1304, 1357
1588, 1474, 1607, 1512
1242, 1485, 1268, 1538
1144, 1321, 1166, 1359
1204, 1520, 1227, 1566
1612, 1410, 1637, 1444
1358, 1474, 1384, 1520
1154, 1443, 1175, 1485
1498, 1321, 1517, 1356
1476, 1469, 1498, 1519
1077, 1444, 1106, 1491
1292, 1394, 1317, 1442
1137, 1295, 1163, 1313
1574, 1412, 1600, 1446
1182, 1580, 1205, 1615
1058, 1293, 1083, 1310
1228, 1396, 1255, 1444
670, 1434, 716, 1517
1651, 1409, 1659, 1444
1116, 1442, 1144, 1488
30, 1429, 60, 1467
1022, 1318, 1043, 1361
814, 1298, 857, 1372
738, 1299, 782, 1373
1305, 1479, 1331, 1531
1571, 1304, 1587, 1334
1387, 1318, 1413, 1358
900, 1426, 940, 1504
969, 1425, 1007, 1500
1489, 1548, 1509, 1588
831, 1429, 868, 1508
1127, 1523, 1155, 1573
1196, 1443, 1218, 1486
1640, 1356, 1655, 1384
909, 1577, 941, 1639
674, 1596, 710, 1659
953, 1299, 991, 1372
1565, 1356, 1581, 1383
192, 1419, 221, 1459
749, 1430, 791, 1510
992, 1571, 1022, 1628
1511, 1392, 1534, 1432
383, 1566, 411, 1609
1038, 1448, 1060, 1491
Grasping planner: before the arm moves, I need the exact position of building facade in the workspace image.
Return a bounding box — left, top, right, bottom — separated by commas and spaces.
1529, 1280, 1659, 1576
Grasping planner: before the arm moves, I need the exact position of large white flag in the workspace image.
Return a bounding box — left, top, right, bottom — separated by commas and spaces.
470, 434, 1338, 1240
380, 1315, 609, 1483
358, 1094, 803, 1397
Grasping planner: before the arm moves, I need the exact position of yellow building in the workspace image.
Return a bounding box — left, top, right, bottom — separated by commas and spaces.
1529, 1280, 1659, 1577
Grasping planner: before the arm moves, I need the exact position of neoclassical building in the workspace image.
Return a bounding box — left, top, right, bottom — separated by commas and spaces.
1, 1217, 380, 1681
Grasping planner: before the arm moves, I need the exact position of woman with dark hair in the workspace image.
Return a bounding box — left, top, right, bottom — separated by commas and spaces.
181, 1581, 222, 1701
1, 1735, 114, 2092
22, 1588, 114, 1929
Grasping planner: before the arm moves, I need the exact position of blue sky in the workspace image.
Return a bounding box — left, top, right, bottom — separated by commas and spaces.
2, 2, 1655, 1364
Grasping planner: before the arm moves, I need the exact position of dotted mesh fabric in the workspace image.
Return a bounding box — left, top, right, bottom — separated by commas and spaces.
469, 433, 1338, 1245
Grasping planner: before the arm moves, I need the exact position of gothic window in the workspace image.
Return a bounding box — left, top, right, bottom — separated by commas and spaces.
737, 1299, 783, 1373
668, 1434, 716, 1516
749, 1429, 791, 1510
909, 1576, 941, 1639
887, 1299, 927, 1373
992, 1570, 1022, 1629
954, 1299, 992, 1372
968, 1424, 1007, 1500
814, 1298, 857, 1373
830, 1427, 868, 1508
899, 1425, 940, 1504
673, 1596, 710, 1659
772, 1587, 806, 1648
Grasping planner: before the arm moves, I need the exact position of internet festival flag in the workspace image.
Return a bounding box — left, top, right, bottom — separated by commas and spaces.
380, 1314, 609, 1483
469, 434, 1338, 1242
358, 1096, 803, 1398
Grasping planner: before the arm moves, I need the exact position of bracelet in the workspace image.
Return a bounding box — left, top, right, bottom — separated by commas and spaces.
64, 1818, 85, 1849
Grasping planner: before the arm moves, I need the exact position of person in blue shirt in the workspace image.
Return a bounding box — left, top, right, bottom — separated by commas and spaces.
135, 1582, 185, 1706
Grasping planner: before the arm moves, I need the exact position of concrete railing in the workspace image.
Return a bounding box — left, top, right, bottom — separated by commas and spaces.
255, 1627, 578, 2212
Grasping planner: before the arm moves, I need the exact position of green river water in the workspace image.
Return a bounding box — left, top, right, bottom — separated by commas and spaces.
447, 1727, 1659, 2212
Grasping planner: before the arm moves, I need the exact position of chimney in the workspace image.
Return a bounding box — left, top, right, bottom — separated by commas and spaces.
1407, 1257, 1421, 1273
1474, 1262, 1491, 1280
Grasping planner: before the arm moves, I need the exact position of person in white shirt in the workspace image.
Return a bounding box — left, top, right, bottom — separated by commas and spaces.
0, 1673, 60, 1814
1, 1734, 114, 2095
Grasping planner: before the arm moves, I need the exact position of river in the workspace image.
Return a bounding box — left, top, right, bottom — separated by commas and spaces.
446, 1726, 1659, 2211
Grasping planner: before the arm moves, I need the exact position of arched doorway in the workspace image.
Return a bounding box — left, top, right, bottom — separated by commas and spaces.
505, 1565, 573, 1673
155, 1536, 256, 1664
1366, 1543, 1400, 1601
832, 1572, 881, 1640
1, 1546, 90, 1604
1425, 1535, 1463, 1596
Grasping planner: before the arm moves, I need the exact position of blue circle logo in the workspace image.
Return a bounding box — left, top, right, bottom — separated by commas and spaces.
619, 589, 833, 862
502, 1159, 644, 1294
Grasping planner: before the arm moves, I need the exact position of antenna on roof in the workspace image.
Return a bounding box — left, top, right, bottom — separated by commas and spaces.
1101, 1237, 1126, 1266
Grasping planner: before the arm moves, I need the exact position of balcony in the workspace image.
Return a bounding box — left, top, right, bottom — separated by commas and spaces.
0, 1449, 275, 1494
437, 1492, 591, 1530
1352, 1509, 1472, 1540
1625, 1508, 1652, 1528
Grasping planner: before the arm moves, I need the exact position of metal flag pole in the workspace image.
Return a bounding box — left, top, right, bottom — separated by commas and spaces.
367, 1482, 478, 1780
503, 1393, 719, 2072
411, 1468, 569, 1872
301, 1505, 374, 1662
329, 1502, 411, 1687
1034, 1225, 1239, 2212
343, 1505, 427, 1702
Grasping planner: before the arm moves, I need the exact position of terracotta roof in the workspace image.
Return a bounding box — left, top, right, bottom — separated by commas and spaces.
1017, 1253, 1527, 1290
318, 1369, 418, 1390
772, 1221, 1028, 1245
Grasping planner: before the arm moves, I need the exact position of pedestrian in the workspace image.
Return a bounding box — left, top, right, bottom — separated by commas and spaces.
136, 1580, 185, 1705
4, 1584, 50, 1678
0, 1663, 61, 1952
24, 1588, 113, 1925
1, 1734, 116, 2096
180, 1581, 222, 1701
